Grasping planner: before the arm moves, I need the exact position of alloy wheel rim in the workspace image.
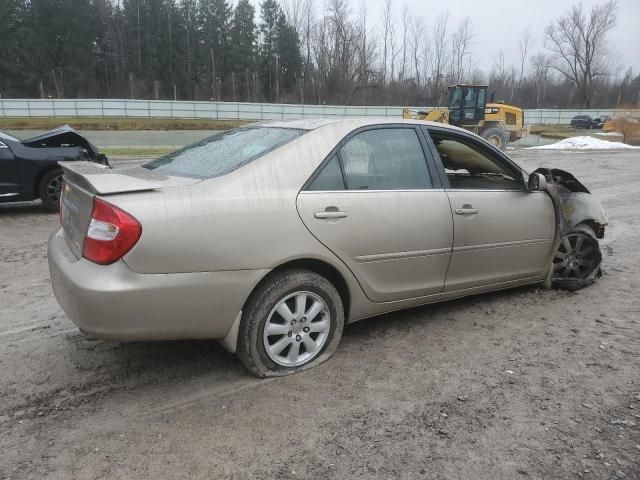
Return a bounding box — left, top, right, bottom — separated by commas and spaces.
553, 233, 598, 279
263, 291, 331, 367
47, 175, 63, 204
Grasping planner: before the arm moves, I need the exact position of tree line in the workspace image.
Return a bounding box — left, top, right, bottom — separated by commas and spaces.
1, 0, 638, 109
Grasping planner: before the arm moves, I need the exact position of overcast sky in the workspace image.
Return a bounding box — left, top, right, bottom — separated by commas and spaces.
252, 0, 640, 76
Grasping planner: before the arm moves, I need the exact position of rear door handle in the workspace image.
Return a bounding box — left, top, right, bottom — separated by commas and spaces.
455, 206, 479, 215
314, 211, 348, 219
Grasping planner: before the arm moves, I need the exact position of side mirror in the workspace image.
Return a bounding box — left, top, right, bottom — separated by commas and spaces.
528, 172, 547, 192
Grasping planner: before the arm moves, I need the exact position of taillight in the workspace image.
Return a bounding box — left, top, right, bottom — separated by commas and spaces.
82, 198, 142, 265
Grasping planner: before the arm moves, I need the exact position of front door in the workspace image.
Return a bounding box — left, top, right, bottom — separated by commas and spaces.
296, 126, 453, 303
426, 129, 555, 292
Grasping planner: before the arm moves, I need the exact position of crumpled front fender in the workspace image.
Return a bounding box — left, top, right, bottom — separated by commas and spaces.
534, 168, 608, 290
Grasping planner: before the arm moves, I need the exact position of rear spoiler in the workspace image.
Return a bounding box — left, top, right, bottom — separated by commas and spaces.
59, 161, 163, 195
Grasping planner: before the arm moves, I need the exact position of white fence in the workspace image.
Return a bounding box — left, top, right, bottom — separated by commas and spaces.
0, 99, 638, 125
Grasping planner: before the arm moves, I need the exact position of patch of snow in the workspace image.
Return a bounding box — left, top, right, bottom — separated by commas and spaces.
595, 131, 622, 136
527, 136, 639, 150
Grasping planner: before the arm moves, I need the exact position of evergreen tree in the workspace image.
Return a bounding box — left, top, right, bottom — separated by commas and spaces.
259, 0, 280, 101
230, 0, 257, 100
199, 0, 232, 99
26, 0, 96, 98
176, 0, 199, 100
0, 0, 28, 96
275, 12, 302, 95
259, 0, 301, 101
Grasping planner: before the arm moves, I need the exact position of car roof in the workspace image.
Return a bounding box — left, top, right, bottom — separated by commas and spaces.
260, 117, 471, 135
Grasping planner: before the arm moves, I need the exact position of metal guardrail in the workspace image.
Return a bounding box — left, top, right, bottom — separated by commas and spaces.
0, 99, 638, 125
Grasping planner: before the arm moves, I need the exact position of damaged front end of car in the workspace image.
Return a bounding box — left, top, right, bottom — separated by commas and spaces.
535, 168, 608, 291
21, 124, 109, 165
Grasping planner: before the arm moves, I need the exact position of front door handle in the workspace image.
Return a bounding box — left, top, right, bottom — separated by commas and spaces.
314, 210, 348, 219
455, 204, 479, 215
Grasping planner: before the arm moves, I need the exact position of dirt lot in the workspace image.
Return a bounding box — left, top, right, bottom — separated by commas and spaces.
1, 149, 639, 480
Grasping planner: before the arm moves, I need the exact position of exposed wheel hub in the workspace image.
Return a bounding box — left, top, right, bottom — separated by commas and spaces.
291, 320, 304, 335
553, 232, 599, 279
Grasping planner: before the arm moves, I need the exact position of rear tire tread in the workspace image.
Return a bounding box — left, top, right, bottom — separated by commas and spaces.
38, 168, 63, 212
236, 269, 344, 378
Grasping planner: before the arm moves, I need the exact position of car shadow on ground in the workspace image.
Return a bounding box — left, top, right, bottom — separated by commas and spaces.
63, 283, 544, 387
5, 282, 551, 417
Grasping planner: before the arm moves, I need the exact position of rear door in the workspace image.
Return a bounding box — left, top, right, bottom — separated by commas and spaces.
0, 141, 20, 196
296, 125, 453, 303
425, 128, 555, 292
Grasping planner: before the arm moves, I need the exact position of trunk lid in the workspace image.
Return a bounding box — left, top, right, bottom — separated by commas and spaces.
59, 161, 200, 258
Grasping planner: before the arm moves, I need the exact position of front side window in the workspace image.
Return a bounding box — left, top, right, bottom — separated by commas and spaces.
143, 127, 304, 179
338, 128, 431, 190
430, 132, 524, 190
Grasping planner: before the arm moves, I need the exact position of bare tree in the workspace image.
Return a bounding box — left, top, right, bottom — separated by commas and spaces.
313, 0, 376, 104
530, 52, 550, 108
410, 16, 426, 87
431, 11, 449, 104
450, 16, 473, 84
380, 0, 393, 83
399, 5, 409, 82
299, 0, 315, 82
420, 31, 432, 97
518, 27, 533, 86
544, 0, 618, 108
492, 51, 508, 86
388, 18, 398, 83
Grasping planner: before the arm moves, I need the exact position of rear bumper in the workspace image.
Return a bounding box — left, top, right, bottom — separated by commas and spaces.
48, 229, 267, 341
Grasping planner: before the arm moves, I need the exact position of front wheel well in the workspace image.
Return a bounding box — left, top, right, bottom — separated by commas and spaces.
574, 219, 606, 239
256, 259, 351, 321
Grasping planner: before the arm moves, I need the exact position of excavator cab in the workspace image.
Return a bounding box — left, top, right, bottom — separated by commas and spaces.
447, 84, 487, 127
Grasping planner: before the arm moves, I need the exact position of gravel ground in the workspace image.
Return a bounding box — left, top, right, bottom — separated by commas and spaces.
0, 149, 639, 480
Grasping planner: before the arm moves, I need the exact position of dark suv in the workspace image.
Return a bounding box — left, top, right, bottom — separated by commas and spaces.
570, 115, 609, 129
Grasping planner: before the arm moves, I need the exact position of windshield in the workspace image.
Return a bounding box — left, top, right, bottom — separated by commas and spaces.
143, 127, 305, 179
0, 131, 19, 142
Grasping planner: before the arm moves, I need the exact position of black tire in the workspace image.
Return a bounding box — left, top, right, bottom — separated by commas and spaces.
481, 127, 509, 150
237, 269, 344, 377
553, 224, 602, 280
39, 168, 64, 212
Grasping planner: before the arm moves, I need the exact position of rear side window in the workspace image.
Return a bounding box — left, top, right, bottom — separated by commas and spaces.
308, 155, 345, 190
143, 127, 304, 178
322, 128, 431, 190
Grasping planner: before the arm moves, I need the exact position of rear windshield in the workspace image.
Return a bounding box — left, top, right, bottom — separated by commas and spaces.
143, 127, 304, 178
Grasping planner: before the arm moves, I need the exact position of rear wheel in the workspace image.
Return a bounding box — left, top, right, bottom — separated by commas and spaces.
39, 168, 64, 212
481, 127, 509, 150
553, 226, 601, 280
237, 269, 344, 377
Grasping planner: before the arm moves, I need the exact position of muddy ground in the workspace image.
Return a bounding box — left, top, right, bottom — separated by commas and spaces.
1, 149, 639, 480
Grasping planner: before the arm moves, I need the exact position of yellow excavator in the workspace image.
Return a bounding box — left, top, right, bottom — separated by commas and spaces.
403, 84, 529, 149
